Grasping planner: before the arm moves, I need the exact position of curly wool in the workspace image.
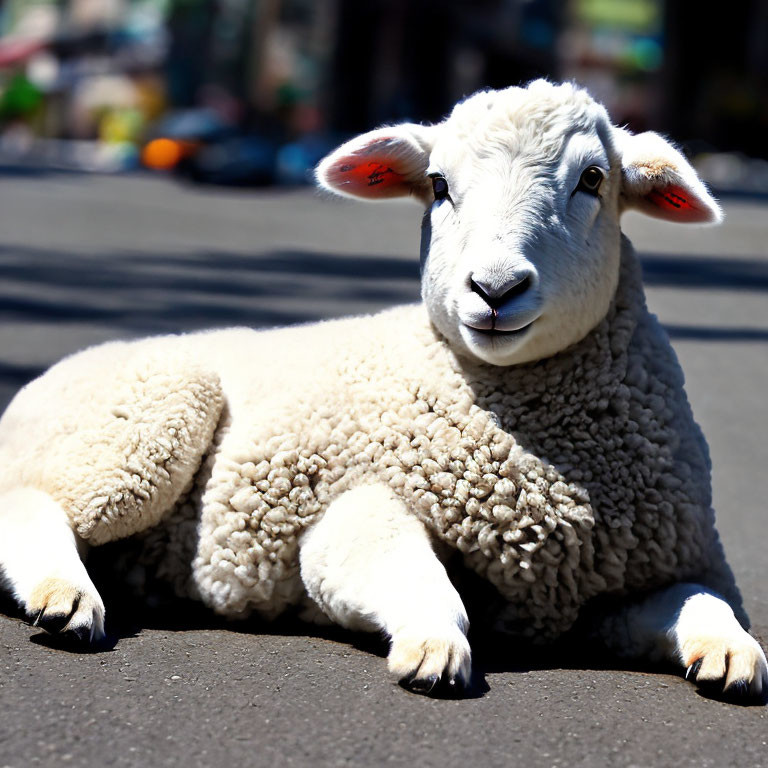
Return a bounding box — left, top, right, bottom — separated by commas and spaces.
72, 239, 739, 641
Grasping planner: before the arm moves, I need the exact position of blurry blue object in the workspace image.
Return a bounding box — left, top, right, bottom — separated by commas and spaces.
520, 17, 555, 49
629, 37, 663, 71
153, 109, 231, 141
179, 135, 278, 186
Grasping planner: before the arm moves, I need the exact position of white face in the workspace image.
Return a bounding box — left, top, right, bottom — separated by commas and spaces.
419, 95, 623, 366
317, 80, 721, 368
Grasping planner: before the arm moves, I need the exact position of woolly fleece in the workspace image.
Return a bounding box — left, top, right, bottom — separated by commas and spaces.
0, 238, 743, 640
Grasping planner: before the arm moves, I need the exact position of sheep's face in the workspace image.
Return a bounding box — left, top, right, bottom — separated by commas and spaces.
317, 80, 721, 366
418, 84, 624, 365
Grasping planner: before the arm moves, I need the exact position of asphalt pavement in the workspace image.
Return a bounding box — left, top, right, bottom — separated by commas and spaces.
0, 174, 767, 768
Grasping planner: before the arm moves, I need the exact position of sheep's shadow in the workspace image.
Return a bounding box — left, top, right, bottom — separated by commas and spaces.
0, 578, 581, 699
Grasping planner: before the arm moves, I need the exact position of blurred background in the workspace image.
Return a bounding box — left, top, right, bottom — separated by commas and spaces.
1, 0, 767, 191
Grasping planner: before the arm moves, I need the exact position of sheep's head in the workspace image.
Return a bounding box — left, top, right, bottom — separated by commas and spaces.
317, 80, 721, 366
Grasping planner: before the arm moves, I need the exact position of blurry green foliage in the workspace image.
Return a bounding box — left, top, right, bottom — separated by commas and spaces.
0, 73, 43, 119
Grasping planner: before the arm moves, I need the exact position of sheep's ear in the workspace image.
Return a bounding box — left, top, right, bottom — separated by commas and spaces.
617, 129, 722, 224
316, 124, 436, 202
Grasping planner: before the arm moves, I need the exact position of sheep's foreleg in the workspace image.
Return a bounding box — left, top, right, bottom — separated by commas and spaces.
595, 582, 767, 700
298, 483, 471, 694
0, 487, 105, 642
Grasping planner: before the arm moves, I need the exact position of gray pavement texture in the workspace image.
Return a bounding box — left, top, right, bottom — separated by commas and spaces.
1, 174, 767, 768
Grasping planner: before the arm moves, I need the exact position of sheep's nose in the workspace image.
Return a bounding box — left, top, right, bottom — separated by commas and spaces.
470, 271, 533, 310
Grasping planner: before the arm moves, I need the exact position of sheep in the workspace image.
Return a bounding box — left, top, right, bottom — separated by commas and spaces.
0, 79, 765, 701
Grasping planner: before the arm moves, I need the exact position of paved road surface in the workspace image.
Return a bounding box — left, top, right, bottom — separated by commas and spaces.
1, 175, 767, 767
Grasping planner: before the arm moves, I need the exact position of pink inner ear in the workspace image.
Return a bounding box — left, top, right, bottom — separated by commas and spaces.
329, 157, 408, 198
642, 183, 716, 223
340, 161, 405, 189
645, 185, 695, 213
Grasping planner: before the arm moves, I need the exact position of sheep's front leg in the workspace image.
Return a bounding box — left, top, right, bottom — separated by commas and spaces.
299, 484, 471, 695
597, 583, 767, 700
0, 488, 105, 641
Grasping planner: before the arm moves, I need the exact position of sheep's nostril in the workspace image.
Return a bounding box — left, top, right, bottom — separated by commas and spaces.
497, 276, 532, 306
470, 274, 532, 310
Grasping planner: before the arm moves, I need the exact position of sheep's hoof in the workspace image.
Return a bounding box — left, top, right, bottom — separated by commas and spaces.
404, 673, 440, 694
26, 576, 105, 644
400, 672, 468, 698
388, 627, 471, 697
682, 632, 768, 702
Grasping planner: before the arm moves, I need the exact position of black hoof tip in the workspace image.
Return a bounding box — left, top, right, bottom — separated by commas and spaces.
686, 658, 703, 680
29, 627, 110, 654
723, 679, 750, 700
33, 611, 72, 635
403, 674, 440, 695
437, 675, 469, 699
69, 625, 94, 645
400, 673, 470, 699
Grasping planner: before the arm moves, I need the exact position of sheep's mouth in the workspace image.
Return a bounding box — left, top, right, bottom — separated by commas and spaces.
457, 290, 542, 342
465, 321, 535, 340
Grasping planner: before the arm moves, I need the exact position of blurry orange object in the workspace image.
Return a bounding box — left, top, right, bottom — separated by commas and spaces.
141, 138, 197, 170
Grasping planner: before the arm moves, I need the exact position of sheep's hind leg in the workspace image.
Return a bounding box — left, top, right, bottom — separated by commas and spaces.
0, 488, 105, 642
299, 484, 471, 695
595, 582, 768, 701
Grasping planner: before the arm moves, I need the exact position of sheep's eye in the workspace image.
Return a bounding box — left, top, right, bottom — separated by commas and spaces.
576, 165, 604, 196
431, 174, 449, 201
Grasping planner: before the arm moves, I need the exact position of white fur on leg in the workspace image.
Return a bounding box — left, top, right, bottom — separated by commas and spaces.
0, 487, 105, 640
671, 588, 767, 696
603, 582, 767, 698
299, 484, 471, 690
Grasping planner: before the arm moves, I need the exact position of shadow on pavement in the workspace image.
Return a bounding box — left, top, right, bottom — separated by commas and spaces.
663, 325, 768, 341
2, 247, 768, 411
0, 245, 421, 334
0, 361, 48, 387
641, 253, 768, 291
